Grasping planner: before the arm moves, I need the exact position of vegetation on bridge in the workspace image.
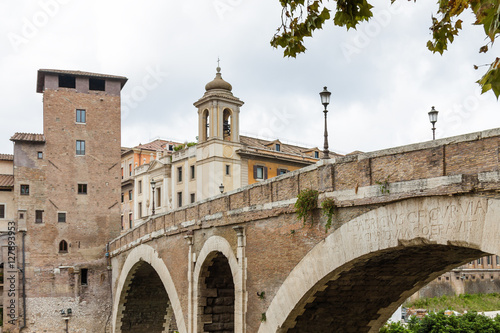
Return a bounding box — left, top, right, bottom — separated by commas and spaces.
381, 311, 500, 332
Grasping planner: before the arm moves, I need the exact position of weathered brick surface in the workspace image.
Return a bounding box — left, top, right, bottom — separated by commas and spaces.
249, 183, 271, 206
445, 137, 500, 175
13, 73, 124, 332
201, 254, 234, 333
228, 190, 247, 210
371, 147, 443, 183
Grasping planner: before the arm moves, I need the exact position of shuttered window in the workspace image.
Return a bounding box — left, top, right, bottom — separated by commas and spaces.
253, 165, 268, 180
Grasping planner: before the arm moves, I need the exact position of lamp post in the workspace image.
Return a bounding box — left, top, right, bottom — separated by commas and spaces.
428, 106, 439, 140
319, 86, 332, 159
219, 183, 224, 194
150, 179, 156, 215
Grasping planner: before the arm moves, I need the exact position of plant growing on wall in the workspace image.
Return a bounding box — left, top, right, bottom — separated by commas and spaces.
173, 144, 185, 152
295, 189, 319, 225
376, 176, 390, 194
321, 198, 337, 232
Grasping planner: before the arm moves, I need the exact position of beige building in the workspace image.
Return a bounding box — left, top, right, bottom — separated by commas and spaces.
127, 67, 321, 228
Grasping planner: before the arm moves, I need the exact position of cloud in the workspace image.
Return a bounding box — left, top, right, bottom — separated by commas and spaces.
0, 0, 498, 156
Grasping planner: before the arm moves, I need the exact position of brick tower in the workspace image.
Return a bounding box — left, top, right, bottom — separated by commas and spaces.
10, 69, 127, 332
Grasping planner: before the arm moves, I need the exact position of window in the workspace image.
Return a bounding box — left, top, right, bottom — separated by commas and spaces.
76, 109, 86, 123
59, 240, 68, 253
58, 212, 66, 223
37, 151, 43, 159
121, 167, 123, 179
138, 202, 142, 217
78, 184, 87, 194
477, 258, 482, 265
0, 204, 5, 219
89, 78, 105, 91
177, 167, 183, 182
156, 188, 161, 207
35, 210, 43, 223
80, 268, 88, 285
138, 180, 142, 194
169, 144, 174, 151
190, 165, 195, 179
225, 165, 230, 176
254, 165, 267, 180
20, 184, 29, 195
76, 140, 85, 155
275, 143, 281, 151
487, 256, 492, 265
121, 215, 124, 230
190, 193, 195, 203
278, 168, 289, 175
177, 192, 182, 208
121, 193, 124, 203
129, 164, 132, 176
129, 213, 133, 229
314, 151, 319, 158
497, 256, 499, 265
59, 75, 75, 88
128, 190, 132, 200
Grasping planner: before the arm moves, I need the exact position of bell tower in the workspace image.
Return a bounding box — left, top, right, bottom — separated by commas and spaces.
194, 65, 244, 199
195, 65, 243, 143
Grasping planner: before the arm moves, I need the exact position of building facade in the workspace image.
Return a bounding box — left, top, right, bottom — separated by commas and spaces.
124, 67, 321, 229
5, 69, 127, 332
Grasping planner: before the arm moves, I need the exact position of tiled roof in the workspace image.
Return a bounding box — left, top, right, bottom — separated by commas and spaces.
240, 136, 319, 155
239, 135, 342, 162
38, 69, 127, 81
135, 139, 181, 151
0, 174, 14, 187
10, 133, 46, 143
37, 69, 128, 92
0, 154, 13, 161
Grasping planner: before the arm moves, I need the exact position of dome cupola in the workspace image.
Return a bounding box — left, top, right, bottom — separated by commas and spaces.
205, 66, 232, 92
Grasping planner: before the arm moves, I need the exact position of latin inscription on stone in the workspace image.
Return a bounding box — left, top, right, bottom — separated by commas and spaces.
345, 198, 488, 244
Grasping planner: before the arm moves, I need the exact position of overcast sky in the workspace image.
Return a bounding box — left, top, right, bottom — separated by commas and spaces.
1, 0, 498, 156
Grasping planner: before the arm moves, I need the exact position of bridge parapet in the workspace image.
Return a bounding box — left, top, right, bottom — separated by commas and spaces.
109, 128, 500, 256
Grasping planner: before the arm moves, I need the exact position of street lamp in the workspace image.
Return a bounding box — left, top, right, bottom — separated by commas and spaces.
319, 86, 332, 159
150, 179, 156, 215
428, 106, 439, 140
219, 183, 224, 194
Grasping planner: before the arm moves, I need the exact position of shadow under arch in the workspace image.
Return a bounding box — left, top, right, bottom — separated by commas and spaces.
259, 196, 500, 333
112, 244, 187, 333
193, 235, 243, 333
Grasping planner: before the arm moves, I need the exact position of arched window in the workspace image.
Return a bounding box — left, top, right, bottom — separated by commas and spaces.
223, 109, 232, 140
59, 240, 68, 253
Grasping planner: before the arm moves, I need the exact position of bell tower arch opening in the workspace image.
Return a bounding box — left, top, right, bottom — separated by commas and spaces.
201, 109, 210, 142
223, 108, 232, 141
197, 251, 235, 333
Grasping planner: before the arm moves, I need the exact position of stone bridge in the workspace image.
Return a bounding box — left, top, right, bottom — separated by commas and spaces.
109, 129, 500, 333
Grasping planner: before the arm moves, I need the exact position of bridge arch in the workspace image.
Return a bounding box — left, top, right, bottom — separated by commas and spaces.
112, 244, 187, 333
259, 196, 500, 333
193, 235, 244, 333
